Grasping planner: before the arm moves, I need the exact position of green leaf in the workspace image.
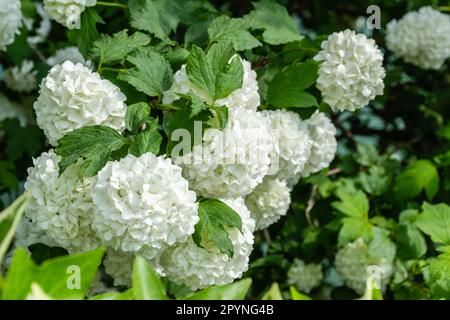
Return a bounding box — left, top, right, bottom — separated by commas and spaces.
186, 45, 214, 97
67, 8, 104, 56
173, 93, 209, 118
162, 99, 212, 156
369, 228, 396, 263
356, 143, 379, 166
186, 42, 243, 101
332, 189, 369, 219
395, 224, 427, 260
338, 217, 372, 247
188, 95, 209, 118
132, 256, 167, 300
272, 91, 317, 109
2, 248, 36, 299
55, 126, 126, 176
207, 16, 261, 51
182, 278, 251, 300
2, 247, 104, 299
261, 282, 283, 300
91, 30, 151, 64
359, 166, 390, 196
427, 248, 450, 298
290, 286, 312, 300
415, 202, 450, 245
125, 102, 152, 133
206, 105, 229, 129
35, 248, 104, 299
394, 160, 439, 200
5, 26, 32, 65
0, 161, 19, 189
2, 120, 43, 161
129, 0, 183, 40
268, 61, 318, 108
129, 128, 162, 157
0, 192, 30, 266
244, 0, 303, 45
119, 49, 173, 97
163, 47, 190, 69
192, 199, 242, 258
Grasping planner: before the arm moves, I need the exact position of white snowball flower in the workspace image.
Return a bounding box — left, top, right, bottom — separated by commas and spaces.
33, 61, 126, 146
160, 198, 255, 291
287, 259, 323, 293
103, 249, 164, 287
314, 29, 385, 112
15, 217, 59, 250
0, 94, 28, 126
24, 149, 101, 253
261, 109, 312, 187
175, 108, 273, 198
27, 3, 52, 47
43, 0, 97, 29
386, 6, 450, 70
47, 47, 90, 67
301, 112, 337, 177
245, 177, 291, 230
0, 0, 22, 51
163, 59, 260, 111
335, 238, 393, 295
91, 153, 199, 259
4, 60, 38, 93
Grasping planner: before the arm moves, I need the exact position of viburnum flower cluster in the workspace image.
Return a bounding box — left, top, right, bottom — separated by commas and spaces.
261, 109, 312, 186
24, 150, 101, 253
0, 94, 28, 127
4, 60, 38, 93
26, 3, 52, 47
287, 259, 323, 293
47, 47, 90, 67
314, 29, 385, 112
0, 0, 22, 51
33, 61, 126, 146
21, 52, 341, 290
174, 108, 273, 199
43, 0, 97, 29
4, 0, 450, 300
335, 238, 393, 295
91, 153, 199, 259
160, 198, 255, 290
386, 6, 450, 70
245, 177, 291, 230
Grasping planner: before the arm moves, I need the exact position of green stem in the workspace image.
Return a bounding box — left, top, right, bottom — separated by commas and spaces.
154, 104, 179, 111
99, 66, 127, 73
438, 6, 450, 12
96, 1, 128, 9
205, 41, 213, 52
97, 55, 104, 74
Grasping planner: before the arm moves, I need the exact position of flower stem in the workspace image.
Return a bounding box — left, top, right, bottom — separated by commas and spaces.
154, 104, 179, 111
99, 67, 127, 73
96, 1, 128, 9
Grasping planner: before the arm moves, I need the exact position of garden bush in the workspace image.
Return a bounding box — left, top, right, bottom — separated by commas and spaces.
1, 0, 450, 300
